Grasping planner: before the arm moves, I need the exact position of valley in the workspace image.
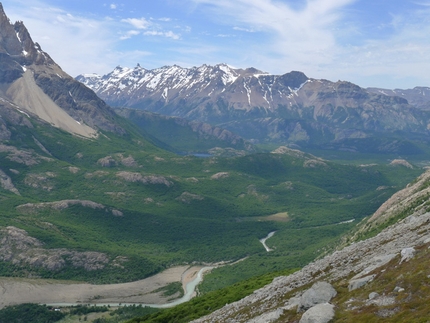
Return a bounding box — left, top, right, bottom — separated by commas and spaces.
1, 2, 430, 322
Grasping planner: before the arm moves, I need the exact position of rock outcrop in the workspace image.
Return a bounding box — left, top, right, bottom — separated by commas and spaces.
298, 281, 337, 311
16, 199, 122, 217
0, 226, 109, 272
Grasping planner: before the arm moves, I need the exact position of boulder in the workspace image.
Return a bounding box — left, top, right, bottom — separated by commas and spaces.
369, 292, 379, 300
400, 247, 415, 263
348, 274, 375, 291
299, 303, 335, 323
298, 281, 337, 311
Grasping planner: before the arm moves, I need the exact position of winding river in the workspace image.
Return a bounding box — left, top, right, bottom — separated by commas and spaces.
259, 231, 276, 252
45, 266, 213, 309
43, 233, 275, 309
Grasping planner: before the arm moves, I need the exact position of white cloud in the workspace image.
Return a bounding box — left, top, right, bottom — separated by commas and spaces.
189, 0, 356, 69
233, 26, 256, 33
120, 30, 141, 40
110, 4, 117, 9
122, 17, 151, 29
188, 0, 430, 87
144, 30, 181, 40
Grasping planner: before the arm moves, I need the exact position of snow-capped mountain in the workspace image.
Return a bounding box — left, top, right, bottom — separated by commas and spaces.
78, 64, 430, 153
76, 63, 310, 118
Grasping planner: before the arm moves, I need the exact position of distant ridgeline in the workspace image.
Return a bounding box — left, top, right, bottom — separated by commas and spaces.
78, 64, 430, 157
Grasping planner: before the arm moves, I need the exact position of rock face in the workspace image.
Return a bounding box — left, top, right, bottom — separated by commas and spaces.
0, 226, 109, 272
191, 170, 430, 322
0, 168, 20, 195
78, 64, 430, 151
0, 3, 125, 137
16, 199, 122, 217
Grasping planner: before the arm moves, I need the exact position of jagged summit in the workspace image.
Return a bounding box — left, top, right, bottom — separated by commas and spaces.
0, 2, 125, 137
0, 3, 54, 69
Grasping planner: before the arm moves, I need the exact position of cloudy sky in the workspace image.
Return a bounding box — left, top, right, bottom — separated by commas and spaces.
2, 0, 430, 88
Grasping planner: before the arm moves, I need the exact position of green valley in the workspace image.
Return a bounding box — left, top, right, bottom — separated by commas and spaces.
0, 115, 422, 287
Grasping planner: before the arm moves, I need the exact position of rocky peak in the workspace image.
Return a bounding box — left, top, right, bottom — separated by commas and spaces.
14, 21, 55, 66
0, 3, 21, 56
0, 3, 54, 66
277, 71, 309, 89
0, 3, 126, 136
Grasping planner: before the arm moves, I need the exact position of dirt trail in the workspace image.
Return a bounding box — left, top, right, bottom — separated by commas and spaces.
0, 265, 203, 309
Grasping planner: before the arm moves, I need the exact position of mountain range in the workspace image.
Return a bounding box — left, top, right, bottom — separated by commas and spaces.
77, 65, 430, 155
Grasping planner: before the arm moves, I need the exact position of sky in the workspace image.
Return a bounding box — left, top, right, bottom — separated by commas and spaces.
2, 0, 430, 88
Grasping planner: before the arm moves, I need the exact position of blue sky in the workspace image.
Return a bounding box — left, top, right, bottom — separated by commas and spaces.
2, 0, 430, 88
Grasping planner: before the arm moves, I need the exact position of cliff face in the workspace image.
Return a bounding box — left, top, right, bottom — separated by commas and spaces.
191, 169, 430, 323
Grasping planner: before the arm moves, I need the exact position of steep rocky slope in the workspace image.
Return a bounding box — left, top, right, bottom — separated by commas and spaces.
78, 65, 430, 151
0, 3, 124, 137
190, 169, 430, 322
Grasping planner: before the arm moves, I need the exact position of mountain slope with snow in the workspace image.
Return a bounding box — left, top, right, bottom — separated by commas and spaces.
78, 65, 430, 154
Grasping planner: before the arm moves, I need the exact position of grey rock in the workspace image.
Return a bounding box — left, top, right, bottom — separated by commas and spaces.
400, 247, 416, 263
352, 254, 396, 279
369, 292, 379, 300
0, 168, 20, 195
0, 226, 109, 272
298, 281, 337, 311
349, 274, 375, 291
246, 308, 284, 323
393, 286, 405, 293
299, 303, 335, 323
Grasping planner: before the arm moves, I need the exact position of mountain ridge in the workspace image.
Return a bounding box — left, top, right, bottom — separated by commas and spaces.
77, 64, 430, 153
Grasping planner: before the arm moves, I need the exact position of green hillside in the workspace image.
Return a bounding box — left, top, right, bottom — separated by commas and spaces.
0, 113, 422, 286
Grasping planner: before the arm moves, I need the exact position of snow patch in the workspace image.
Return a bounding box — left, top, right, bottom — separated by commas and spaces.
17, 109, 30, 118
162, 87, 168, 100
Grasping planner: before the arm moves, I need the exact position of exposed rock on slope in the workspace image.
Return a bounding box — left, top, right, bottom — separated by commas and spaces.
16, 199, 122, 217
191, 170, 430, 322
0, 226, 109, 271
116, 171, 173, 187
0, 168, 19, 195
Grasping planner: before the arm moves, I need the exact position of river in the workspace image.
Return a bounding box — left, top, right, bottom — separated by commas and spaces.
45, 266, 213, 309
259, 231, 276, 252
